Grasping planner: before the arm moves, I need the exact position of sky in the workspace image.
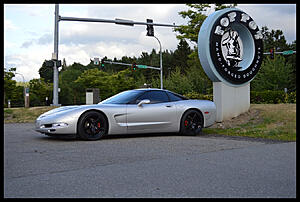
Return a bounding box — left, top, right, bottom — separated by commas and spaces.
4, 4, 296, 82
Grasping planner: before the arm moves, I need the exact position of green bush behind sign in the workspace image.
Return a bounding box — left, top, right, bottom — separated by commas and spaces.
183, 90, 296, 104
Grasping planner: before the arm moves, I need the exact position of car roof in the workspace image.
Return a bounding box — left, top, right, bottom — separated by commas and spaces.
134, 88, 162, 91
129, 88, 188, 100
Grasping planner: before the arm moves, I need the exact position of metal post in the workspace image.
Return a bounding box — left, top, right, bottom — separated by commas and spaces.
52, 4, 60, 106
15, 72, 27, 108
154, 36, 163, 89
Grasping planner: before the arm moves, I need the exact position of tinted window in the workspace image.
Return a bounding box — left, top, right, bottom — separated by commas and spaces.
101, 90, 144, 104
136, 91, 169, 104
166, 91, 188, 101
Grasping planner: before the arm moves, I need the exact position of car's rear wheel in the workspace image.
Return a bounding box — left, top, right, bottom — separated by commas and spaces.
180, 109, 204, 136
77, 111, 108, 140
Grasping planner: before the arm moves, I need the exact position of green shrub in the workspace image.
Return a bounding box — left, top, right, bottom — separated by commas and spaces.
287, 91, 296, 103
183, 90, 296, 104
183, 92, 213, 101
251, 90, 296, 104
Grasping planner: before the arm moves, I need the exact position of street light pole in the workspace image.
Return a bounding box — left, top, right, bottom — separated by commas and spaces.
15, 72, 28, 108
153, 36, 163, 89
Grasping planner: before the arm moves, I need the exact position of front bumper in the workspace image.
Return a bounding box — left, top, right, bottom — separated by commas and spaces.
35, 119, 75, 134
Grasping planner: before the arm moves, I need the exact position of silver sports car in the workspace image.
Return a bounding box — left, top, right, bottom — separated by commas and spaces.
35, 88, 216, 140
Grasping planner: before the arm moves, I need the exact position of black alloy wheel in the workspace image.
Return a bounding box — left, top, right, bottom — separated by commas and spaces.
180, 109, 204, 136
77, 111, 108, 140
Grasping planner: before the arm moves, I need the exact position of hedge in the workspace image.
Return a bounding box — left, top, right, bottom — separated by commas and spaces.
183, 92, 213, 101
183, 91, 296, 104
250, 90, 296, 104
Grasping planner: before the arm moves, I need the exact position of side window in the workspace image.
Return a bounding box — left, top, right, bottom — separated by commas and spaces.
135, 92, 151, 104
166, 91, 186, 102
136, 91, 170, 104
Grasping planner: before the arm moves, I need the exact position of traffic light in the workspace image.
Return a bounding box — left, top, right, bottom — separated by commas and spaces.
45, 60, 61, 67
56, 60, 62, 67
45, 60, 54, 67
270, 48, 274, 59
132, 62, 137, 72
101, 58, 105, 68
146, 19, 154, 36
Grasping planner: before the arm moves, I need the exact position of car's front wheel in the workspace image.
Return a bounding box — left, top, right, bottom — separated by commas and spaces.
77, 111, 108, 140
180, 109, 204, 136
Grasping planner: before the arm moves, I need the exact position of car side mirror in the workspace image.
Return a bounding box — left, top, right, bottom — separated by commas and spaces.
137, 99, 150, 107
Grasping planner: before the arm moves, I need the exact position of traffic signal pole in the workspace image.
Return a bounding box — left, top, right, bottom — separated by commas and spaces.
52, 4, 60, 106
52, 4, 179, 104
59, 16, 178, 28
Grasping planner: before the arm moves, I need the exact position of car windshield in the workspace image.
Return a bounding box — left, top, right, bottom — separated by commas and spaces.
100, 90, 144, 104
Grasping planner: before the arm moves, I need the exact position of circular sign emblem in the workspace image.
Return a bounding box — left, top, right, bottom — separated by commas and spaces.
198, 8, 263, 86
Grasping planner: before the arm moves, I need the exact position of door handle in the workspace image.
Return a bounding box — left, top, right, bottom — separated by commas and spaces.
165, 105, 172, 108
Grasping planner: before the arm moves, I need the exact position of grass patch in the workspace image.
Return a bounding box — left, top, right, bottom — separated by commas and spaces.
204, 104, 296, 142
4, 106, 58, 123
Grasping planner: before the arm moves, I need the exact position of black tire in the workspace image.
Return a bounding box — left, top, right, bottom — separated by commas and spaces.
180, 109, 204, 136
77, 111, 108, 140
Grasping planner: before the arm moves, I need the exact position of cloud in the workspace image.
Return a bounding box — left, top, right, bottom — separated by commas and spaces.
21, 41, 33, 48
5, 43, 53, 82
37, 33, 53, 45
4, 19, 17, 31
237, 4, 296, 43
20, 33, 52, 48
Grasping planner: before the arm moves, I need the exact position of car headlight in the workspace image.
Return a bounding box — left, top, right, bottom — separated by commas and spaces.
52, 123, 68, 127
40, 123, 69, 128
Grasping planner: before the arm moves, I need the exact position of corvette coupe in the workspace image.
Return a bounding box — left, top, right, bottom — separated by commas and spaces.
35, 88, 216, 140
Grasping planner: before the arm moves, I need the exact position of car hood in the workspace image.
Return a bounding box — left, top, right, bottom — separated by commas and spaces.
39, 105, 82, 118
38, 103, 124, 119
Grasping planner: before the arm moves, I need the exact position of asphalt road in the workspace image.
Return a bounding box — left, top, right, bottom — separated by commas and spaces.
4, 123, 296, 198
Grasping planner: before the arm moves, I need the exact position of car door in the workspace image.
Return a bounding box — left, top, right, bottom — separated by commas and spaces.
126, 90, 178, 134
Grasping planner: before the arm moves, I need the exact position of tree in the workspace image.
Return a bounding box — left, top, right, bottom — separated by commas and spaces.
186, 50, 212, 94
152, 67, 193, 95
285, 40, 296, 91
59, 68, 85, 105
261, 26, 289, 52
75, 68, 138, 100
174, 4, 236, 44
251, 55, 293, 91
4, 68, 24, 107
261, 26, 296, 91
173, 39, 192, 74
28, 78, 52, 106
39, 60, 53, 83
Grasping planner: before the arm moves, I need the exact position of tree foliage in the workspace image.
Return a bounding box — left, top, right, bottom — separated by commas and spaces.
174, 4, 236, 44
4, 68, 24, 107
39, 61, 53, 83
251, 55, 293, 91
28, 78, 52, 106
75, 68, 139, 100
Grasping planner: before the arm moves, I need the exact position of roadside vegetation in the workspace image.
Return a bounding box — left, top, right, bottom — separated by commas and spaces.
204, 104, 296, 142
4, 106, 57, 123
